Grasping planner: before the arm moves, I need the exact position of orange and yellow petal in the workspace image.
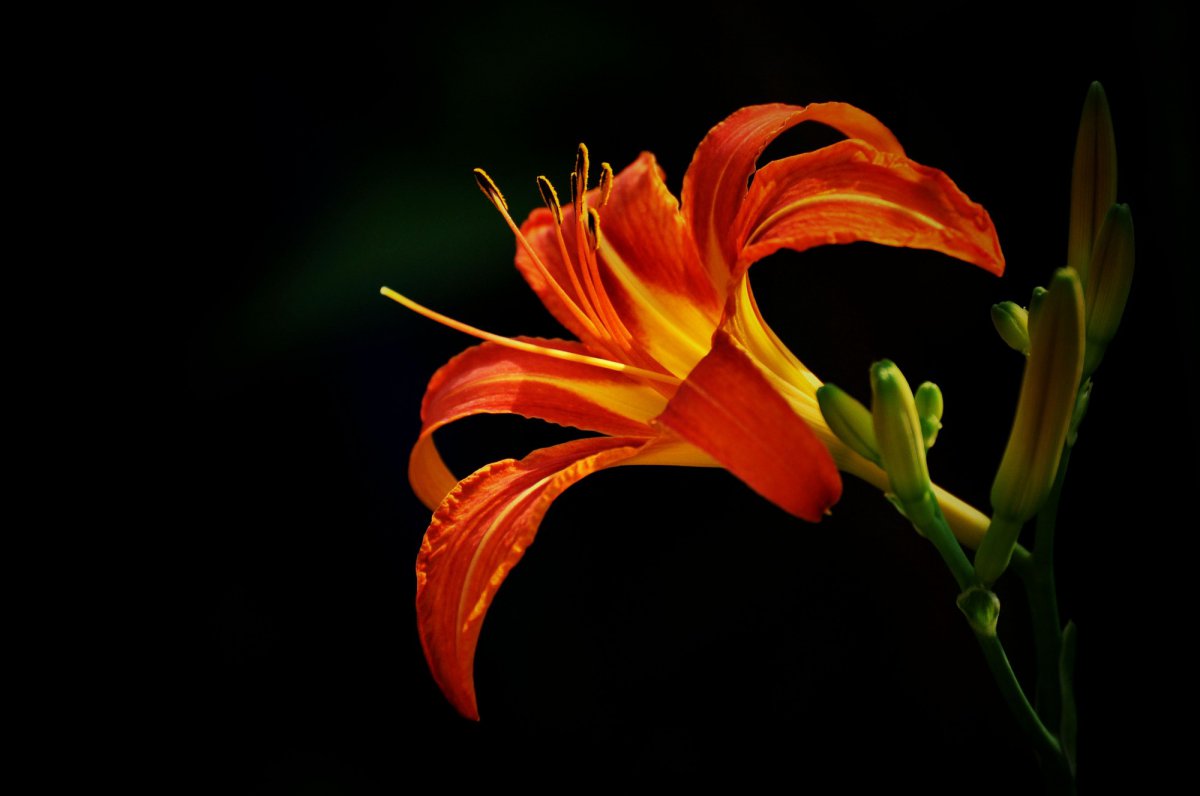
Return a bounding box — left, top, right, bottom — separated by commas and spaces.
655, 329, 841, 522
409, 338, 669, 509
734, 139, 1005, 279
593, 153, 724, 377
721, 276, 822, 402
416, 436, 648, 720
682, 102, 905, 293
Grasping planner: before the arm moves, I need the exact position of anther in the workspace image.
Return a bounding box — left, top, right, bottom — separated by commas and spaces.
572, 144, 591, 215
575, 143, 590, 194
473, 168, 508, 211
536, 176, 563, 225
599, 163, 613, 208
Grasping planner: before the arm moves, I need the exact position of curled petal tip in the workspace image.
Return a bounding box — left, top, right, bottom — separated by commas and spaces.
731, 140, 1007, 280
416, 438, 646, 722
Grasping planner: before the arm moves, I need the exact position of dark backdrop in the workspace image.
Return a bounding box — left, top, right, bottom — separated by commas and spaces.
190, 3, 1196, 792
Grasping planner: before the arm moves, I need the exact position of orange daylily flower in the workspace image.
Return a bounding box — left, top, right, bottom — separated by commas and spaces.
385, 102, 1004, 720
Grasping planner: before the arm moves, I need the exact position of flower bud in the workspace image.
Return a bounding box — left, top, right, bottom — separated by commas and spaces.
991, 301, 1030, 355
915, 382, 943, 450
1027, 286, 1048, 336
1083, 203, 1134, 377
1068, 82, 1117, 278
977, 269, 1085, 584
871, 361, 933, 524
817, 384, 880, 466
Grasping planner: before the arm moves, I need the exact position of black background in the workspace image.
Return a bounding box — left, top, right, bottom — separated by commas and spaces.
190, 3, 1196, 792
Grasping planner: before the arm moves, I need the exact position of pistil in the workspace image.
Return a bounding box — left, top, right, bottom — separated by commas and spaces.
379, 287, 679, 386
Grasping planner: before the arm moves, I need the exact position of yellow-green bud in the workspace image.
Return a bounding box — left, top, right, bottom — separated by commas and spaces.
991, 301, 1031, 356
1083, 203, 1135, 377
915, 382, 943, 450
870, 360, 932, 524
977, 269, 1085, 584
1068, 82, 1118, 277
817, 384, 880, 466
1027, 286, 1048, 336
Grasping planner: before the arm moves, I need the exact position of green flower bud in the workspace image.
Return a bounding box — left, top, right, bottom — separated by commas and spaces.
914, 382, 943, 450
977, 269, 1085, 584
1027, 286, 1048, 337
817, 384, 880, 466
1083, 203, 1135, 377
1068, 82, 1118, 278
991, 301, 1031, 355
870, 360, 932, 524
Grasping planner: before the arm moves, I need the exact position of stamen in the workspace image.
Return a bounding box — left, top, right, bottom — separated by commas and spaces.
570, 143, 591, 223
572, 190, 609, 340
473, 168, 508, 212
577, 205, 635, 352
574, 143, 590, 201
474, 168, 601, 339
379, 287, 678, 385
545, 188, 606, 336
536, 175, 563, 225
559, 148, 635, 353
599, 162, 613, 208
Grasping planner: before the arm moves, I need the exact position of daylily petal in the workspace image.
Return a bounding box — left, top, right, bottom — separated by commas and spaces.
415, 436, 648, 720
733, 139, 1005, 279
410, 338, 668, 509
682, 102, 905, 293
594, 152, 724, 377
722, 276, 822, 402
656, 329, 842, 521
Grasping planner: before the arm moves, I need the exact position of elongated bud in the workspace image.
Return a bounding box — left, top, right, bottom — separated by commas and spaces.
817, 384, 880, 466
1083, 203, 1135, 377
1068, 82, 1118, 277
871, 361, 933, 525
914, 382, 944, 450
1027, 286, 1048, 336
977, 269, 1085, 584
991, 301, 1030, 355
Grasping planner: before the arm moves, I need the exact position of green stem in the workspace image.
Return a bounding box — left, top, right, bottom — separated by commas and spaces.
911, 494, 976, 590
1010, 544, 1034, 578
973, 630, 1074, 793
1027, 447, 1072, 729
915, 492, 1074, 793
